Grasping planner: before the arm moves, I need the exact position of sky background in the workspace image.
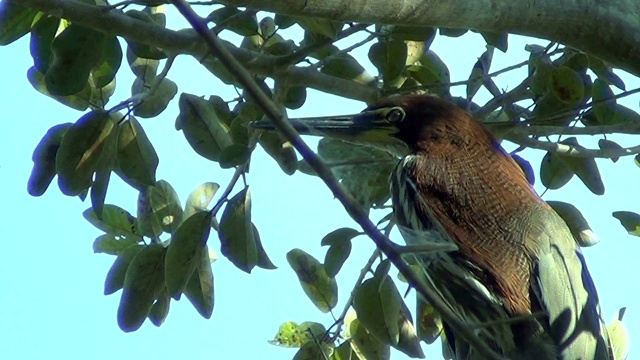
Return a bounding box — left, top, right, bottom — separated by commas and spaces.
0, 6, 638, 360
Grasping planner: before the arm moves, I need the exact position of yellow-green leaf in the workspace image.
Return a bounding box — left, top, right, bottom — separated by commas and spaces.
56, 109, 116, 195
184, 245, 215, 318
287, 249, 337, 313
116, 117, 159, 190
0, 1, 39, 45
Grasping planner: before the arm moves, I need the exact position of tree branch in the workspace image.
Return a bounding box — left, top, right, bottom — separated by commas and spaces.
218, 0, 640, 77
504, 134, 640, 158
170, 0, 505, 358
15, 0, 378, 103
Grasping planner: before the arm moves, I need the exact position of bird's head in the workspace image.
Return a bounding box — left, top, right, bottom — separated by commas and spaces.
250, 95, 494, 157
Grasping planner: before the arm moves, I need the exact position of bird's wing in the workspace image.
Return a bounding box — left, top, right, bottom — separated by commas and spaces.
525, 202, 613, 359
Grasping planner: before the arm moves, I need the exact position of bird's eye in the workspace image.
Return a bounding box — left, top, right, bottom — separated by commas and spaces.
386, 107, 405, 123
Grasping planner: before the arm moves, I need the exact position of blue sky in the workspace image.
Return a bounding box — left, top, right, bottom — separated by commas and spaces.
0, 8, 637, 359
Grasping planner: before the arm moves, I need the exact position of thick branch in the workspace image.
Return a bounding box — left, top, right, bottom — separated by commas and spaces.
15, 0, 378, 103
219, 0, 640, 77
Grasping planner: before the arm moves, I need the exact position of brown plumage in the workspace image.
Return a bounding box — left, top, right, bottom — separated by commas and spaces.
251, 94, 613, 359
374, 95, 611, 359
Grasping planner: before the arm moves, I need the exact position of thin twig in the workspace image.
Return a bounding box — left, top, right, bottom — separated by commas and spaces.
504, 134, 640, 158
170, 1, 506, 359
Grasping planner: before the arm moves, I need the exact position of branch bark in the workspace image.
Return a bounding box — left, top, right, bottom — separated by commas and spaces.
219, 0, 640, 77
14, 0, 378, 103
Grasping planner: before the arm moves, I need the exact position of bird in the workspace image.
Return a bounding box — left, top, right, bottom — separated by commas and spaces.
251, 94, 613, 359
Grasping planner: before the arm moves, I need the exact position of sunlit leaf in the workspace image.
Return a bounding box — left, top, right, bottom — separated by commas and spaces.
177, 93, 233, 162
132, 77, 178, 118
287, 249, 337, 313
56, 109, 117, 195
148, 180, 184, 234
353, 273, 402, 346
269, 321, 327, 348
183, 182, 219, 220
83, 204, 139, 236
116, 117, 159, 190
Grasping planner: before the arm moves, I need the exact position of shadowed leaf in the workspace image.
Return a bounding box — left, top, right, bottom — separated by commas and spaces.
287, 249, 337, 313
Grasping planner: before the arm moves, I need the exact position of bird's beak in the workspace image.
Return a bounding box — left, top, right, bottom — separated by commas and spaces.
248, 109, 408, 154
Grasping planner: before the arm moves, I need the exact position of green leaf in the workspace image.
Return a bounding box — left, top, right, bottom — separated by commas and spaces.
252, 223, 277, 270
28, 122, 72, 196
117, 243, 166, 332
219, 187, 258, 273
353, 272, 402, 346
607, 308, 630, 360
348, 317, 391, 360
0, 1, 39, 45
116, 117, 159, 190
90, 167, 111, 218
269, 321, 327, 347
147, 180, 184, 234
293, 341, 334, 360
137, 187, 163, 238
218, 143, 251, 168
321, 228, 358, 278
177, 93, 233, 162
593, 79, 617, 124
320, 56, 372, 84
27, 67, 91, 110
91, 35, 122, 88
56, 109, 117, 195
416, 297, 442, 344
165, 211, 212, 299
29, 15, 59, 73
296, 17, 343, 39
556, 138, 605, 195
104, 244, 144, 295
439, 28, 468, 37
467, 48, 493, 99
132, 78, 178, 118
416, 50, 450, 96
287, 249, 337, 313
390, 26, 436, 42
93, 233, 141, 255
321, 228, 361, 246
318, 139, 396, 210
184, 245, 215, 318
396, 305, 424, 358
259, 131, 298, 175
368, 40, 407, 83
481, 31, 508, 52
148, 287, 170, 327
183, 182, 219, 221
324, 240, 351, 278
126, 46, 158, 82
540, 151, 574, 190
598, 139, 623, 163
550, 66, 585, 105
209, 7, 258, 36
547, 200, 599, 247
84, 204, 139, 235
331, 341, 356, 360
45, 24, 107, 96
612, 211, 640, 237
589, 56, 626, 91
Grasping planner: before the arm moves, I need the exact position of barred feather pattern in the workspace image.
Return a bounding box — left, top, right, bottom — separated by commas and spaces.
391, 153, 612, 359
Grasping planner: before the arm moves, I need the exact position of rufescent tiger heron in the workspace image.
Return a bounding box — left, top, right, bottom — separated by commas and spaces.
252, 95, 613, 359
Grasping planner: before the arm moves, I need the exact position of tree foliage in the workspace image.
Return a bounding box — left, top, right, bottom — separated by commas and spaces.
1, 0, 637, 359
